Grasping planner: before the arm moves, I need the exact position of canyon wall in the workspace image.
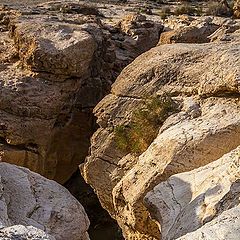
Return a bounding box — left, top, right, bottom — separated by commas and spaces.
0, 3, 162, 184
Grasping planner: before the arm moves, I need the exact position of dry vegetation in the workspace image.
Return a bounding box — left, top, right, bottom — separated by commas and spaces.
114, 94, 179, 154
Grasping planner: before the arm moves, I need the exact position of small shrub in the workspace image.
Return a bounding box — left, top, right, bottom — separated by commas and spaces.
158, 7, 171, 19
114, 94, 178, 155
206, 1, 233, 17
174, 4, 198, 15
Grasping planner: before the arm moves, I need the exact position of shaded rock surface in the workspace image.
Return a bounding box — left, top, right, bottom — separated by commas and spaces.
0, 162, 90, 240
177, 206, 240, 240
83, 25, 240, 239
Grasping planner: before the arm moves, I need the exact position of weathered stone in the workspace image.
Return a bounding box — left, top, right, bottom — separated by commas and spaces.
234, 0, 240, 18
116, 14, 163, 56
10, 14, 96, 77
160, 17, 220, 44
145, 146, 240, 240
0, 6, 162, 183
83, 38, 240, 239
177, 206, 240, 240
0, 162, 90, 240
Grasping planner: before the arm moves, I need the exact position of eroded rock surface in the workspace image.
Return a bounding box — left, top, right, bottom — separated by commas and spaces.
145, 147, 240, 240
83, 29, 240, 239
0, 3, 162, 183
0, 162, 90, 240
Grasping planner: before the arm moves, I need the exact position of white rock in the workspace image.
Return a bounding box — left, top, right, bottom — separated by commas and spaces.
0, 162, 90, 240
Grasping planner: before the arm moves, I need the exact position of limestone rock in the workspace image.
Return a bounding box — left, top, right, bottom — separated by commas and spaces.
0, 162, 90, 240
177, 206, 240, 240
0, 225, 55, 240
10, 14, 96, 77
145, 146, 240, 240
83, 37, 240, 239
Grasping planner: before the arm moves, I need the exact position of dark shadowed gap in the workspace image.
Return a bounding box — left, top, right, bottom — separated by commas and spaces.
64, 170, 124, 240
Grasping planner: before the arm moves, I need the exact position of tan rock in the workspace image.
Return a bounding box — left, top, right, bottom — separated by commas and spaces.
234, 0, 240, 18
0, 162, 90, 240
10, 14, 96, 78
160, 18, 219, 44
117, 14, 163, 57
83, 39, 240, 239
145, 146, 240, 240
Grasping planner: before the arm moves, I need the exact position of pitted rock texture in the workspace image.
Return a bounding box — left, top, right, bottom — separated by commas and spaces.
0, 162, 90, 240
0, 225, 55, 240
83, 33, 240, 239
145, 146, 240, 240
0, 4, 162, 183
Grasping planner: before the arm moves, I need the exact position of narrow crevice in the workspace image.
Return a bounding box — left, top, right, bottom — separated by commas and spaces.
64, 170, 124, 240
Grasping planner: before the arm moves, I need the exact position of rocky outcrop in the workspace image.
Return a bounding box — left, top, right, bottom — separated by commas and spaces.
0, 4, 162, 183
0, 225, 55, 240
160, 18, 219, 44
82, 32, 240, 239
160, 16, 240, 44
145, 147, 240, 240
0, 162, 90, 240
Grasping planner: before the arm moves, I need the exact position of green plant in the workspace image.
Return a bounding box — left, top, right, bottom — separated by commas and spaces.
114, 94, 178, 155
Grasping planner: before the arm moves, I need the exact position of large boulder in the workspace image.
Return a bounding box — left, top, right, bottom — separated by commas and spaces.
145, 146, 240, 240
0, 162, 90, 240
10, 15, 96, 77
82, 36, 240, 239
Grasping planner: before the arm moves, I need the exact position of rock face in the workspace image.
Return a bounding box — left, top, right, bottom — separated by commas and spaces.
82, 26, 240, 239
177, 206, 240, 240
0, 225, 55, 240
0, 162, 90, 240
145, 147, 240, 240
0, 4, 162, 183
